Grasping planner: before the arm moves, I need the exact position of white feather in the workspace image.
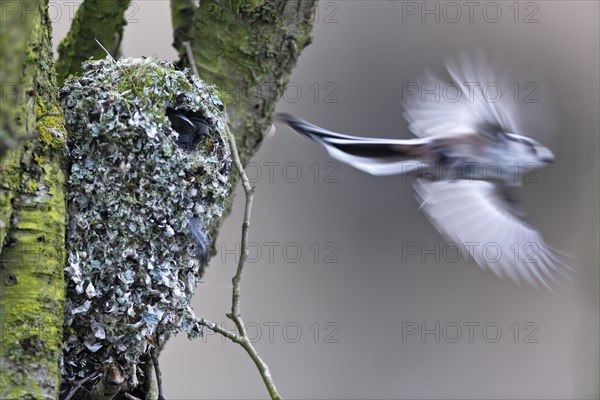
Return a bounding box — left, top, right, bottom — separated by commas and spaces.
414, 180, 571, 288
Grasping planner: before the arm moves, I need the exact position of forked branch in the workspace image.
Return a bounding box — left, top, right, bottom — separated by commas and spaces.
185, 43, 282, 400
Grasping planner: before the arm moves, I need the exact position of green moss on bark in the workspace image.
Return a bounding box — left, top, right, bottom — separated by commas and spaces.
0, 0, 67, 398
171, 0, 316, 245
0, 0, 37, 156
172, 0, 316, 163
55, 0, 131, 85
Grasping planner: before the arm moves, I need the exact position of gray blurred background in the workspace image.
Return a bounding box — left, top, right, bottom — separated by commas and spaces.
53, 1, 599, 399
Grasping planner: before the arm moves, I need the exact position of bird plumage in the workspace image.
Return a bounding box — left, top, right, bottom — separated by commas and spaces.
276, 53, 570, 288
167, 108, 210, 150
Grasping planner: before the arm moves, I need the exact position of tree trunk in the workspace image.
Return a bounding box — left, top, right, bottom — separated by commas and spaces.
0, 0, 317, 398
171, 0, 317, 240
55, 0, 131, 86
0, 0, 68, 398
172, 0, 317, 163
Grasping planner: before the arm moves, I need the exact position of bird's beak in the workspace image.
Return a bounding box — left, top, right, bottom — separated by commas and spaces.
542, 156, 555, 164
539, 148, 555, 164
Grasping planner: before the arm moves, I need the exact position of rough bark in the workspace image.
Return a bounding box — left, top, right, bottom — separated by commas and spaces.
0, 0, 68, 398
55, 0, 131, 85
171, 0, 316, 162
0, 0, 36, 156
170, 2, 317, 398
89, 364, 124, 400
0, 0, 317, 398
171, 0, 317, 240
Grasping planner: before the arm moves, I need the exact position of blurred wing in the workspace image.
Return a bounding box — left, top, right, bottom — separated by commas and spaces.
414, 180, 571, 288
404, 50, 518, 139
277, 113, 430, 176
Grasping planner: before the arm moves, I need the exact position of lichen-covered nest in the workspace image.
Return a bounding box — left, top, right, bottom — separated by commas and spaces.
60, 57, 231, 385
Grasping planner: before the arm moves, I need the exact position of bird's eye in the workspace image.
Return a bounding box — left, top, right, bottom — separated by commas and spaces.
529, 144, 538, 155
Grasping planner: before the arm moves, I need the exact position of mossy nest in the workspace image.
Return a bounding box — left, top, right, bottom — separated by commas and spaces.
60, 57, 231, 386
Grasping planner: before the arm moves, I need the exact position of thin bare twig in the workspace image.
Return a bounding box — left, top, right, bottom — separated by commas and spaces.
223, 125, 280, 399
198, 317, 240, 342
185, 42, 281, 400
64, 371, 101, 400
150, 347, 166, 400
225, 122, 254, 336
182, 41, 200, 79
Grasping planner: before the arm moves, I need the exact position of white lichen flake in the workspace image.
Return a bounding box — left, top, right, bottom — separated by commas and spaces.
60, 57, 231, 385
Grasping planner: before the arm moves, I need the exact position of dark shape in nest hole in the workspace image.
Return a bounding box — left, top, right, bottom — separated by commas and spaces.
166, 108, 210, 151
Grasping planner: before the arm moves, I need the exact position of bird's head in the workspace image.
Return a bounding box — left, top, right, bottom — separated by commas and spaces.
505, 133, 555, 166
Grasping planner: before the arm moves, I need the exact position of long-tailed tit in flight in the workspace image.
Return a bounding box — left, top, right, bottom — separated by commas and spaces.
277, 53, 571, 289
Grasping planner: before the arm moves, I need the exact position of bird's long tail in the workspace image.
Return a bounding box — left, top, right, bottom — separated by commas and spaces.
276, 113, 431, 176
